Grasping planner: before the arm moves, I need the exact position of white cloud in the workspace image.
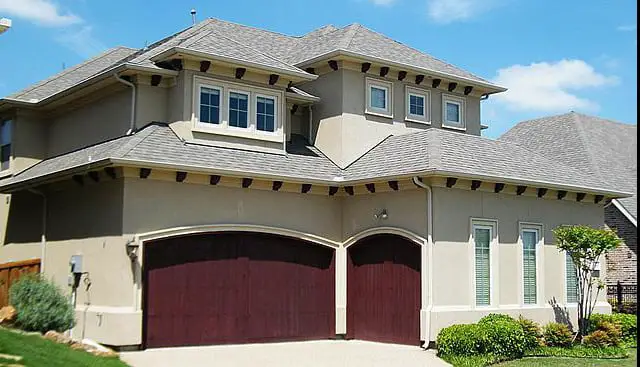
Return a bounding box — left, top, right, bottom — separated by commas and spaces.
56, 26, 106, 58
369, 0, 397, 5
617, 24, 637, 32
0, 0, 81, 26
427, 0, 498, 23
491, 59, 618, 112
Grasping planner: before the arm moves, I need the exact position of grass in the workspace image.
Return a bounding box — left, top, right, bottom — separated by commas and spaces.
0, 327, 129, 367
496, 348, 636, 367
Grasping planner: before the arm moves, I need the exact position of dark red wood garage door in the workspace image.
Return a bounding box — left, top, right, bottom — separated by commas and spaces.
347, 234, 420, 345
143, 232, 335, 348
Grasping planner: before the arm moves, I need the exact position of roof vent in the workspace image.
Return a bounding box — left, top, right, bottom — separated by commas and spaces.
190, 9, 196, 25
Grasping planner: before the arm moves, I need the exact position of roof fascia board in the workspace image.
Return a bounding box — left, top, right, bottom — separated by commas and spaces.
612, 199, 638, 227
285, 91, 320, 103
296, 49, 507, 94
151, 46, 317, 82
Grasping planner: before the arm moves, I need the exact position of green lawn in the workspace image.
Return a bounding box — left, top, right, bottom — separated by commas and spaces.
496, 348, 637, 367
0, 327, 129, 367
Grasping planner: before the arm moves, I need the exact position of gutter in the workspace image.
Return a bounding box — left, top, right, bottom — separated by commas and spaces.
27, 188, 47, 274
114, 73, 136, 134
412, 177, 434, 343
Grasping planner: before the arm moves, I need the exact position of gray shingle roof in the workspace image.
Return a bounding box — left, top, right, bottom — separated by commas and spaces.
4, 18, 500, 104
500, 112, 637, 220
7, 47, 137, 102
1, 122, 625, 197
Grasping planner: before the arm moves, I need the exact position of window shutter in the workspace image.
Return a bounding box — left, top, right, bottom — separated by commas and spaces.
475, 228, 491, 306
566, 253, 578, 303
522, 231, 537, 304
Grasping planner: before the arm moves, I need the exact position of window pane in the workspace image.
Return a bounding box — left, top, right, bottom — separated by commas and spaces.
566, 253, 578, 303
475, 227, 491, 306
409, 94, 424, 116
371, 87, 386, 109
256, 114, 264, 131
522, 231, 537, 304
1, 120, 11, 145
229, 92, 249, 128
200, 105, 210, 123
229, 110, 238, 126
265, 115, 274, 132
210, 106, 219, 124
1, 144, 10, 171
446, 102, 460, 123
238, 111, 248, 127
200, 91, 210, 106
257, 97, 276, 132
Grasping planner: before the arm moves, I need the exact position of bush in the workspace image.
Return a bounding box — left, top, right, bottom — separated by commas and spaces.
543, 322, 573, 347
479, 320, 526, 358
478, 313, 516, 325
517, 316, 543, 351
589, 313, 636, 345
9, 275, 75, 333
436, 324, 487, 356
583, 321, 622, 347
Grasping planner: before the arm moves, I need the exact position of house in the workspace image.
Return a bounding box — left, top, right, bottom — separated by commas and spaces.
0, 18, 628, 349
501, 112, 637, 287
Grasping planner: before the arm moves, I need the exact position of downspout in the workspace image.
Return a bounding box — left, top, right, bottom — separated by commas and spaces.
412, 176, 433, 346
28, 189, 47, 274
308, 105, 314, 144
114, 73, 136, 135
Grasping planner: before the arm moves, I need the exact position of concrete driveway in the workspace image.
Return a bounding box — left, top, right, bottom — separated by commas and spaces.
121, 340, 450, 367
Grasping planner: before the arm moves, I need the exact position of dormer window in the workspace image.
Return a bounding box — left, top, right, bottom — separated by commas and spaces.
199, 87, 221, 124
256, 95, 276, 132
405, 86, 430, 124
229, 91, 249, 128
442, 94, 466, 130
365, 78, 393, 118
1, 119, 11, 171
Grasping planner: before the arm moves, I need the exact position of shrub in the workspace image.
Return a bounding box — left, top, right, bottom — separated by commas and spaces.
589, 313, 636, 345
543, 322, 573, 347
9, 275, 75, 333
436, 323, 487, 356
517, 316, 543, 351
584, 330, 614, 348
478, 313, 516, 325
480, 320, 526, 358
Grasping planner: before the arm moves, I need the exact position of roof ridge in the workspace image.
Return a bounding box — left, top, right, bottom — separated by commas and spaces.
207, 17, 298, 39
9, 47, 135, 100
117, 123, 163, 157
571, 112, 604, 182
340, 23, 361, 49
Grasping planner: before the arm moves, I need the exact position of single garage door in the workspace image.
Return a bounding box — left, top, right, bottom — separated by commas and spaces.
347, 234, 420, 345
143, 232, 335, 348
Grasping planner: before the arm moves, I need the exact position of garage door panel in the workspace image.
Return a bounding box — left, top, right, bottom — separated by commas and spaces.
144, 232, 334, 348
347, 234, 420, 345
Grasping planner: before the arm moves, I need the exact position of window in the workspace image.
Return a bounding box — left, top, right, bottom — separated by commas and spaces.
229, 91, 249, 128
199, 87, 221, 124
366, 78, 392, 117
442, 95, 465, 130
522, 229, 538, 304
256, 95, 276, 132
405, 87, 430, 123
566, 252, 578, 303
0, 120, 11, 171
474, 225, 492, 306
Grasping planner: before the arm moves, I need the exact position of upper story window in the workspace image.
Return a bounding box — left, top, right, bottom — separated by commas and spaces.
365, 78, 393, 118
194, 76, 282, 141
405, 86, 430, 124
1, 119, 11, 171
199, 87, 221, 124
442, 94, 466, 130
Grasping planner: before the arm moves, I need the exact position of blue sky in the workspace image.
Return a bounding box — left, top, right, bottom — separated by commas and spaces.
0, 0, 636, 138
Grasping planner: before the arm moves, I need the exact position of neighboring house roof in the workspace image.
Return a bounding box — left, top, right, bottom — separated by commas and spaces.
500, 112, 637, 223
3, 18, 502, 104
0, 123, 626, 197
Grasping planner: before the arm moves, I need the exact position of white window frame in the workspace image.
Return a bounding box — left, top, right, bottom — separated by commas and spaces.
227, 88, 251, 131
470, 218, 498, 308
365, 77, 393, 118
442, 94, 466, 131
0, 119, 12, 173
196, 85, 223, 126
518, 222, 544, 307
405, 86, 430, 124
192, 76, 284, 143
254, 93, 279, 135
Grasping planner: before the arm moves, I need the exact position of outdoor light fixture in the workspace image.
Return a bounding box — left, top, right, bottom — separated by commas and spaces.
374, 209, 388, 220
125, 239, 139, 260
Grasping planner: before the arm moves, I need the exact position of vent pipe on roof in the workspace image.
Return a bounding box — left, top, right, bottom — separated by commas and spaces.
191, 9, 196, 25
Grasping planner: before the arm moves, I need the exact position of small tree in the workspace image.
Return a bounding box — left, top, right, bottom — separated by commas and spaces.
553, 225, 621, 340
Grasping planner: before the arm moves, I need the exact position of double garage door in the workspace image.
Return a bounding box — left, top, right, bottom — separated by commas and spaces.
143, 232, 419, 348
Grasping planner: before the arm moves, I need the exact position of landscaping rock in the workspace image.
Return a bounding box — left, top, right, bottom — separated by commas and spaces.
0, 306, 16, 325
89, 349, 119, 358
43, 330, 73, 345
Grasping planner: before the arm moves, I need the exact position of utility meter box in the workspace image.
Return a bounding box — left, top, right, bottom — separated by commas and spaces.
70, 255, 83, 274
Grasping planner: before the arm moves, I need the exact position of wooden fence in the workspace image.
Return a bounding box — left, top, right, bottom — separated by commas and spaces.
0, 259, 41, 308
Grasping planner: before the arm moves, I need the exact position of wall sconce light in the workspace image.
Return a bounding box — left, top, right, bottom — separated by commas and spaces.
374, 209, 388, 220
125, 240, 139, 260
